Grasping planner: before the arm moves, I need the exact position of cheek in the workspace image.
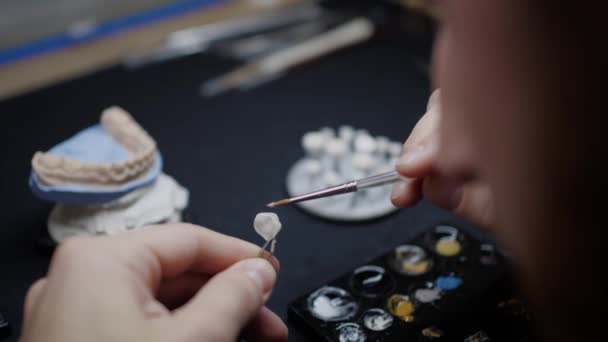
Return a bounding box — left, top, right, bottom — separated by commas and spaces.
431, 29, 480, 180
434, 1, 550, 259
432, 1, 527, 181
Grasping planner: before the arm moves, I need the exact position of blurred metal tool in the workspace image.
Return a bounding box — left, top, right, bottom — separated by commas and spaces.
211, 14, 338, 61
201, 17, 374, 97
124, 3, 324, 69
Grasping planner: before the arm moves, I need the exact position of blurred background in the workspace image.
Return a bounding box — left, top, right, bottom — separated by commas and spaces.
0, 0, 438, 99
0, 0, 179, 50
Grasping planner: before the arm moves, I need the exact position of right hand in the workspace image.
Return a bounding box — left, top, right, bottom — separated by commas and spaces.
391, 89, 494, 228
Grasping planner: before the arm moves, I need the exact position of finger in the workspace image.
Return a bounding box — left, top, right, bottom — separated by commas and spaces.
243, 306, 288, 342
23, 278, 47, 328
395, 91, 441, 178
391, 178, 423, 208
423, 175, 493, 227
427, 88, 441, 111
156, 273, 210, 309
172, 258, 276, 341
403, 99, 441, 152
422, 174, 464, 211
455, 182, 494, 228
114, 224, 279, 292
396, 138, 437, 178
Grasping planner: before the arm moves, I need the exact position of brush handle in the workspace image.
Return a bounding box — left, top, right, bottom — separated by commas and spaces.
259, 18, 374, 74
273, 170, 400, 207
355, 171, 401, 190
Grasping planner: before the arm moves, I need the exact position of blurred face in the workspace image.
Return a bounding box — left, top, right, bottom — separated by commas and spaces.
432, 0, 547, 261
432, 2, 605, 340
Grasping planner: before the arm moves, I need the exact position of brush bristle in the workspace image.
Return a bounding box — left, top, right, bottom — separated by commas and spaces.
267, 199, 290, 208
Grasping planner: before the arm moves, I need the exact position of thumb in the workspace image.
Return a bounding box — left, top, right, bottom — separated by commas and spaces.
391, 141, 436, 208
395, 142, 436, 178
172, 258, 276, 340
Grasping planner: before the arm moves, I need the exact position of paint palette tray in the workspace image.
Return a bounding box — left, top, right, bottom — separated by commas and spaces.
288, 224, 534, 342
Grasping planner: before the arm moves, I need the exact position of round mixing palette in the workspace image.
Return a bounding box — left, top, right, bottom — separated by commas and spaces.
336, 323, 367, 342
350, 265, 394, 298
387, 294, 416, 322
307, 286, 359, 322
362, 308, 394, 331
388, 245, 433, 276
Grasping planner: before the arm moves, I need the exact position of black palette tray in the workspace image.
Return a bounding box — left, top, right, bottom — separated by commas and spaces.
288, 223, 533, 342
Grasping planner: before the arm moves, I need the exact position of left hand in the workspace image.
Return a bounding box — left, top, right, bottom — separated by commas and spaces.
20, 224, 287, 342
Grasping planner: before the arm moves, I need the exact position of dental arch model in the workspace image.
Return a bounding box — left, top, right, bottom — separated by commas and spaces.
32, 107, 156, 187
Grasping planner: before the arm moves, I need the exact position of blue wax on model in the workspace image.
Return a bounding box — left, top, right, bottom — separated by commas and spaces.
29, 124, 162, 205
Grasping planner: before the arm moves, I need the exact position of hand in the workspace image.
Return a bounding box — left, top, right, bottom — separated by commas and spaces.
391, 89, 493, 228
20, 224, 288, 342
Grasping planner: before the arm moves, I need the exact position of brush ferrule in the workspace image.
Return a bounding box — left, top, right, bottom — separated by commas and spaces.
287, 180, 357, 205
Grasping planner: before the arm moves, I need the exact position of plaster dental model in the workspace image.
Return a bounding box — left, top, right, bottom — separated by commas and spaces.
29, 107, 163, 204
32, 107, 156, 187
47, 174, 189, 242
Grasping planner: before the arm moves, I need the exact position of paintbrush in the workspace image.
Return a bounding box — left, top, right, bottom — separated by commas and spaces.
267, 170, 401, 207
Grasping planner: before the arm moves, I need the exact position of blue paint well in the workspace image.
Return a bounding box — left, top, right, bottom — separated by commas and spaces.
435, 276, 463, 290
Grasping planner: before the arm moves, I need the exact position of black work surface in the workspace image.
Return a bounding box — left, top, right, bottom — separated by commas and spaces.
0, 32, 485, 341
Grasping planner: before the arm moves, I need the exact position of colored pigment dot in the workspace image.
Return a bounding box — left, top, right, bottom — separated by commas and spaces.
391, 245, 433, 276
435, 240, 462, 256
387, 294, 416, 321
414, 288, 442, 303
402, 260, 431, 275
435, 276, 463, 290
422, 326, 444, 338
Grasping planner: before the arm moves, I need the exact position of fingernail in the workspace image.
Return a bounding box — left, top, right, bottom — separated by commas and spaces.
391, 180, 409, 203
234, 258, 275, 296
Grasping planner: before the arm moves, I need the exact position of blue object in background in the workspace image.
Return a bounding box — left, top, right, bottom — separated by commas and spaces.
435, 276, 463, 291
0, 0, 225, 66
29, 124, 162, 205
